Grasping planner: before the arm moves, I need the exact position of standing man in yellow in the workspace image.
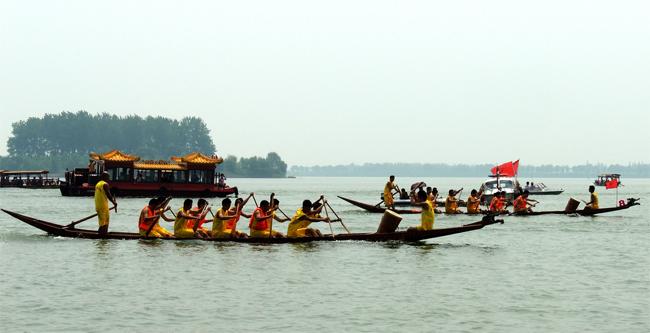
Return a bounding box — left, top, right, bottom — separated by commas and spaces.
95, 172, 117, 236
383, 175, 399, 209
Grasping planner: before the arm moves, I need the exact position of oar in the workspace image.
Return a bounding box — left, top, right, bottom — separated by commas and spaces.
268, 193, 275, 239
145, 197, 173, 237
252, 194, 259, 207
230, 202, 241, 237
322, 201, 335, 238
64, 206, 116, 229
277, 207, 291, 220
326, 201, 350, 233
374, 190, 398, 207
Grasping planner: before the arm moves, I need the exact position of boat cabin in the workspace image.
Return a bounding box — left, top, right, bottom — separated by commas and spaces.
594, 173, 621, 186
60, 150, 238, 197
478, 175, 520, 203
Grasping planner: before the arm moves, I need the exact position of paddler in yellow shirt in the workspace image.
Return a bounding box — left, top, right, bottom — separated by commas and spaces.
212, 194, 253, 239
383, 175, 399, 209
94, 172, 117, 236
445, 188, 463, 214
287, 199, 330, 238
584, 185, 599, 210
174, 199, 202, 238
409, 190, 434, 230
466, 189, 483, 214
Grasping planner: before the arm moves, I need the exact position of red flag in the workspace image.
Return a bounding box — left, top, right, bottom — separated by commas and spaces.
491, 160, 519, 177
605, 179, 619, 189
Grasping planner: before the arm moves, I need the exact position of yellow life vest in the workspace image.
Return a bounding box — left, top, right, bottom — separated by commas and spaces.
467, 195, 480, 214
591, 192, 599, 209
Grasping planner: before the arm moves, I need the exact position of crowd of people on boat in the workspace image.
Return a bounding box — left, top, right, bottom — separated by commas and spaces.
383, 175, 599, 217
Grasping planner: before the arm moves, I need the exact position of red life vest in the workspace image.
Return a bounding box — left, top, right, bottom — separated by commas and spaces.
249, 207, 269, 231
188, 207, 207, 229
489, 197, 499, 212
138, 206, 156, 231
513, 196, 527, 211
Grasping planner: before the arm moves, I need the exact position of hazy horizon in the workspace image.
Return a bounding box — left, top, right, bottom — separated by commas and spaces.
2, 1, 648, 166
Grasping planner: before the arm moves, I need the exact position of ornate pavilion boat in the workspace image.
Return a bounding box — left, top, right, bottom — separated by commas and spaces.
59, 150, 238, 197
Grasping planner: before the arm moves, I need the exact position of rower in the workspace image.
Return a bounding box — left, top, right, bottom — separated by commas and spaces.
212, 194, 252, 239
249, 200, 287, 238
189, 198, 212, 238
399, 188, 409, 200
174, 199, 202, 238
409, 190, 434, 231
489, 192, 507, 214
584, 185, 599, 210
384, 175, 399, 209
138, 198, 174, 238
445, 188, 463, 214
287, 199, 330, 237
513, 190, 536, 214
466, 189, 483, 214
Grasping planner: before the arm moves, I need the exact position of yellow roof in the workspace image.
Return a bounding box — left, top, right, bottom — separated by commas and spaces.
134, 160, 185, 170
171, 152, 223, 164
90, 150, 140, 162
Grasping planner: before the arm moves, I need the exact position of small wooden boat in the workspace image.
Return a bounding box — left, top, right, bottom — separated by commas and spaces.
510, 198, 640, 216
1, 209, 503, 243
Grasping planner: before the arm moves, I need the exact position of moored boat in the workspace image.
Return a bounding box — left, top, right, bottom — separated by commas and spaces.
1, 209, 503, 243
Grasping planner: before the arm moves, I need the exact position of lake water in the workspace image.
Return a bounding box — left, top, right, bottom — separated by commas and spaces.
0, 177, 648, 332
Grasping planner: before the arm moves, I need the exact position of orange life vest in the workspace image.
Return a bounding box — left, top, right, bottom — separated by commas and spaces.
249, 207, 270, 231
188, 207, 207, 229
225, 207, 239, 229
513, 196, 527, 211
138, 206, 156, 231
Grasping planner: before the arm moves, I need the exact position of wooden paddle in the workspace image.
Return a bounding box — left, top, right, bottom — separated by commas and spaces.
268, 193, 275, 239
325, 201, 350, 234
230, 202, 241, 237
322, 201, 335, 238
64, 206, 116, 229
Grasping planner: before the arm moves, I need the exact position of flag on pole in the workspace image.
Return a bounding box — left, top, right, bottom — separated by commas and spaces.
491, 159, 520, 177
605, 179, 619, 189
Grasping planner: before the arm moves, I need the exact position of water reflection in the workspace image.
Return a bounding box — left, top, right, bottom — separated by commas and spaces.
289, 242, 320, 253
94, 239, 113, 256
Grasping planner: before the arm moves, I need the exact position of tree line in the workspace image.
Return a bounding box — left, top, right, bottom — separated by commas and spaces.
288, 162, 650, 178
0, 111, 287, 177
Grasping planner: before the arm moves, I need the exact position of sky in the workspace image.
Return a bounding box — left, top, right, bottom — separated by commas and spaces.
1, 0, 649, 167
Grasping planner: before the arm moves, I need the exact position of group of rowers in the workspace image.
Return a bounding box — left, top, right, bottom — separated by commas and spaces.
384, 175, 540, 215
136, 193, 340, 239
384, 175, 601, 217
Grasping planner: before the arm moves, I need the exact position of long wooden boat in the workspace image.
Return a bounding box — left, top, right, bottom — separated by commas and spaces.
1, 209, 502, 243
510, 198, 640, 216
338, 196, 422, 214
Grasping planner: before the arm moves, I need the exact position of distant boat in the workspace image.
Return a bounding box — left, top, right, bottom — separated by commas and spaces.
594, 173, 621, 187
0, 170, 60, 189
287, 175, 297, 178
523, 182, 564, 195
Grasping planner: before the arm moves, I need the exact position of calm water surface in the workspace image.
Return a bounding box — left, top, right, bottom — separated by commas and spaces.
0, 177, 648, 332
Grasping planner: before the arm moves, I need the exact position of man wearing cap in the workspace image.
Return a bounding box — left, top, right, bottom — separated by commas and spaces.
95, 172, 117, 236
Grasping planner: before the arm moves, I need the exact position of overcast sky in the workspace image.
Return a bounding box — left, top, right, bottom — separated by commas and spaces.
1, 0, 648, 166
